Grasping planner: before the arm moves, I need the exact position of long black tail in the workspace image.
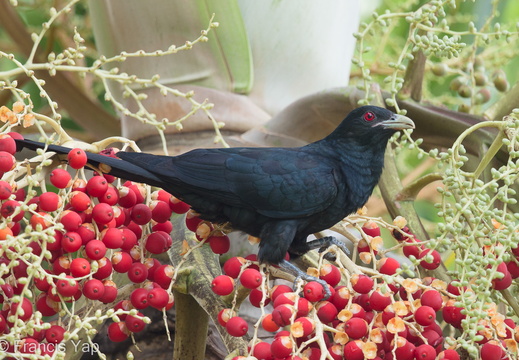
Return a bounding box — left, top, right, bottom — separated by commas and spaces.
15, 138, 165, 188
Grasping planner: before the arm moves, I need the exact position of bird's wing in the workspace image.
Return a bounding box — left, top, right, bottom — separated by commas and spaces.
117, 147, 340, 218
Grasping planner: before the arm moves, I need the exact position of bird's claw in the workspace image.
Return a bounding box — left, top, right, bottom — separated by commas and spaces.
278, 259, 332, 300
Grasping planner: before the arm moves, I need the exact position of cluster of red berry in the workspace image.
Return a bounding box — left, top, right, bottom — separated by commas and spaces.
202, 218, 517, 360
0, 132, 203, 355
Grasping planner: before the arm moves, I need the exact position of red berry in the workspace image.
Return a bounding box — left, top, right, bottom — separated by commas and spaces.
70, 258, 91, 277
145, 231, 170, 254
403, 238, 423, 258
270, 335, 293, 358
83, 279, 105, 300
92, 203, 114, 225
1, 200, 24, 221
492, 262, 513, 290
480, 341, 504, 360
217, 308, 235, 327
112, 251, 133, 273
35, 295, 58, 316
351, 274, 374, 294
249, 288, 270, 308
92, 257, 113, 280
225, 316, 248, 337
393, 338, 415, 360
343, 340, 364, 360
98, 184, 118, 205
169, 196, 190, 214
420, 290, 443, 311
53, 256, 71, 275
121, 227, 138, 250
85, 239, 107, 260
261, 313, 280, 332
101, 227, 124, 249
85, 176, 108, 197
344, 317, 368, 339
414, 344, 436, 360
0, 151, 15, 172
147, 287, 170, 309
107, 322, 129, 342
0, 134, 16, 155
377, 257, 400, 275
303, 281, 326, 302
211, 275, 235, 296
59, 210, 82, 231
185, 210, 202, 231
272, 304, 295, 327
152, 220, 173, 233
442, 302, 465, 329
315, 301, 338, 324
61, 231, 82, 253
50, 168, 72, 189
223, 257, 246, 279
291, 317, 315, 338
128, 262, 148, 283
9, 297, 33, 321
45, 325, 65, 344
131, 203, 152, 225
153, 264, 174, 288
369, 289, 391, 311
252, 341, 273, 360
150, 200, 172, 223
77, 223, 96, 244
125, 313, 146, 333
118, 186, 137, 208
438, 349, 460, 360
319, 264, 341, 287
38, 192, 61, 212
240, 268, 262, 289
69, 191, 91, 211
130, 288, 149, 309
55, 276, 79, 297
0, 181, 12, 200
99, 280, 118, 303
67, 148, 88, 169
208, 234, 231, 254
362, 220, 381, 237
414, 305, 436, 326
418, 249, 441, 270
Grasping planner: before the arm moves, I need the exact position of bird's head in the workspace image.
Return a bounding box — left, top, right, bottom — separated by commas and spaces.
331, 105, 415, 143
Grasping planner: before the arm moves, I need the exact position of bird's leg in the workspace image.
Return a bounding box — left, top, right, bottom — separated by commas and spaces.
277, 259, 332, 299
302, 236, 351, 262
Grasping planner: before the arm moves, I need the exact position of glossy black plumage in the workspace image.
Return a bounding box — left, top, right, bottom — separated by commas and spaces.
15, 105, 414, 266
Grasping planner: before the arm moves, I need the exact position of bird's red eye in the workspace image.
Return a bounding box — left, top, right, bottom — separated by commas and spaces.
363, 111, 376, 122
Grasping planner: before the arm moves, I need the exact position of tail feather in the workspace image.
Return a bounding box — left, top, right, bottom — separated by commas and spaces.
15, 139, 165, 187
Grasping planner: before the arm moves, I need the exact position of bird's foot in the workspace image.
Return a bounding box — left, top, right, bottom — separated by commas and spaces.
306, 235, 350, 262
278, 259, 331, 300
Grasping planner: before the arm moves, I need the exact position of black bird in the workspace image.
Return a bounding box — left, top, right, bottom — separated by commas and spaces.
15, 106, 414, 292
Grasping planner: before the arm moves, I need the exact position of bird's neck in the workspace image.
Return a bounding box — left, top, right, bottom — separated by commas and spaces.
309, 137, 389, 205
